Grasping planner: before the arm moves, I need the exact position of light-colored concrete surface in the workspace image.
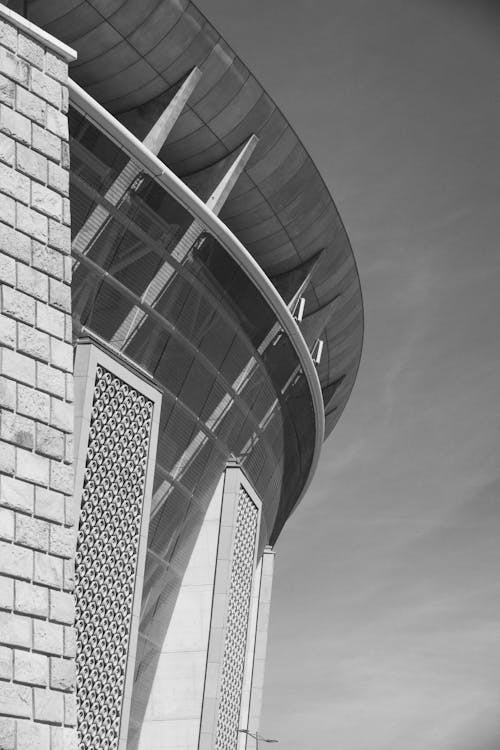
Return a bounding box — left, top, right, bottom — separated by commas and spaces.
137, 474, 225, 750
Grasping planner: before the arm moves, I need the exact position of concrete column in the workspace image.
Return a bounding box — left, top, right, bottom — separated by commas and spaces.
135, 475, 225, 750
200, 466, 261, 750
72, 338, 162, 750
136, 465, 263, 750
0, 6, 77, 748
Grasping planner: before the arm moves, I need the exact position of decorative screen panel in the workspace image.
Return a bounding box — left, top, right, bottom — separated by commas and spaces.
75, 366, 154, 750
215, 487, 258, 750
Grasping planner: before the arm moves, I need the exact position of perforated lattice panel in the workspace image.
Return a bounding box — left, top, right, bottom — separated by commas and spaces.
215, 488, 258, 750
75, 366, 153, 750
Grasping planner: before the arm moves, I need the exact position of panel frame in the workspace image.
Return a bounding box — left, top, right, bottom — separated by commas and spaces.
73, 335, 162, 750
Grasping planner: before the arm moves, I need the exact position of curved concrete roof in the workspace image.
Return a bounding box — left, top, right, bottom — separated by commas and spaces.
29, 0, 363, 438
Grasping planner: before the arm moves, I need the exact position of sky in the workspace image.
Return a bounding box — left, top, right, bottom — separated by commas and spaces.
196, 1, 500, 748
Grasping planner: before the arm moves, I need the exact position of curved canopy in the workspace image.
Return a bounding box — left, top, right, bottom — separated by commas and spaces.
29, 0, 363, 438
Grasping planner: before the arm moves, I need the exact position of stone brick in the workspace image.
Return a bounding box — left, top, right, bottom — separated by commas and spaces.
34, 687, 64, 724
16, 142, 47, 182
64, 374, 73, 404
48, 279, 70, 313
34, 486, 64, 524
45, 106, 68, 141
0, 18, 17, 51
0, 539, 32, 579
45, 52, 67, 84
61, 86, 68, 114
1, 285, 35, 324
16, 202, 48, 243
32, 123, 60, 162
33, 619, 63, 656
36, 362, 65, 398
0, 47, 29, 86
49, 657, 74, 692
49, 590, 74, 626
0, 131, 15, 166
17, 263, 48, 302
16, 719, 50, 750
16, 446, 49, 486
31, 182, 62, 221
49, 398, 72, 434
36, 423, 64, 460
17, 323, 50, 363
0, 374, 16, 410
0, 347, 36, 385
0, 104, 30, 145
62, 198, 70, 227
0, 73, 15, 106
49, 338, 72, 373
15, 513, 49, 552
51, 726, 77, 750
0, 439, 15, 474
0, 644, 12, 679
17, 384, 50, 422
60, 140, 69, 169
0, 719, 14, 750
0, 410, 34, 449
0, 251, 15, 285
63, 433, 72, 464
32, 242, 63, 279
0, 312, 15, 347
49, 461, 73, 495
30, 68, 61, 107
16, 86, 46, 126
17, 34, 44, 70
47, 220, 70, 254
36, 301, 64, 339
33, 551, 62, 588
15, 579, 48, 618
47, 161, 68, 196
62, 558, 74, 593
0, 475, 34, 513
63, 496, 73, 527
64, 692, 76, 726
49, 525, 74, 560
0, 161, 30, 203
0, 507, 14, 540
0, 574, 14, 609
63, 626, 75, 659
64, 313, 72, 344
0, 681, 31, 718
0, 611, 32, 648
0, 194, 15, 225
14, 648, 48, 687
0, 222, 30, 262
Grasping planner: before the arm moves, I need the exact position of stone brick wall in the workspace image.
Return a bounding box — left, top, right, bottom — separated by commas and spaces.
0, 7, 77, 749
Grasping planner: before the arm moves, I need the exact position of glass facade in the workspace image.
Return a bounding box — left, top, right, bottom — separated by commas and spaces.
68, 107, 317, 742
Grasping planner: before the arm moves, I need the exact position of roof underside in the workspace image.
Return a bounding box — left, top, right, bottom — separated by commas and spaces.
28, 0, 363, 438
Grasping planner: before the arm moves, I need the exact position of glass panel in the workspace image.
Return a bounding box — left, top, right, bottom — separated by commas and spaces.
69, 104, 318, 737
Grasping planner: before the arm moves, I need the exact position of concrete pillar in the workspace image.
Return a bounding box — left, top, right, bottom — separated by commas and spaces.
200, 466, 261, 750
136, 465, 263, 750
135, 474, 225, 750
0, 5, 77, 748
72, 338, 162, 750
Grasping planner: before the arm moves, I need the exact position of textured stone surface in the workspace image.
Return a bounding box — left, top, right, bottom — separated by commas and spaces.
0, 10, 76, 744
